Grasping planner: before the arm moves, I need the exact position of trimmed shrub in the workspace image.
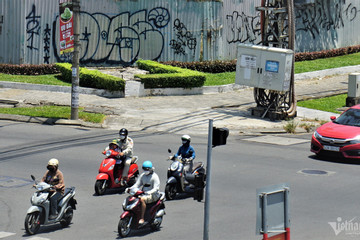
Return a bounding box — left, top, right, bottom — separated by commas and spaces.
135, 60, 206, 89
0, 64, 60, 75
55, 63, 125, 92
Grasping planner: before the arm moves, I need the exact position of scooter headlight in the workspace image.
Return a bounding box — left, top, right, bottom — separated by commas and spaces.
170, 161, 179, 171
105, 150, 112, 157
31, 193, 48, 204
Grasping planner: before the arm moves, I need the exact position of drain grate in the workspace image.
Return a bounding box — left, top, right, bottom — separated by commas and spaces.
298, 169, 335, 176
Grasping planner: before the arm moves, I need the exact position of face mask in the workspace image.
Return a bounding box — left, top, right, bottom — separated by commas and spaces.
144, 170, 151, 175
182, 140, 187, 145
47, 166, 56, 172
119, 135, 126, 140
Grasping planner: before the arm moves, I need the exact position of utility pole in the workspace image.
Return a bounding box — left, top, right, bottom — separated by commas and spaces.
71, 0, 80, 120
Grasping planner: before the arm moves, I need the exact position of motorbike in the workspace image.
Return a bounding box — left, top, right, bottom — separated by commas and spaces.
165, 149, 206, 200
118, 188, 166, 237
24, 175, 77, 235
95, 149, 139, 195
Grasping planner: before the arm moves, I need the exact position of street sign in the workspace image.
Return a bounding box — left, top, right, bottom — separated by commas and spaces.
256, 183, 290, 240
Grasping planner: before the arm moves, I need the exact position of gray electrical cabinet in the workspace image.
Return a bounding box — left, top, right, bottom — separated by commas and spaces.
348, 73, 360, 98
235, 44, 294, 92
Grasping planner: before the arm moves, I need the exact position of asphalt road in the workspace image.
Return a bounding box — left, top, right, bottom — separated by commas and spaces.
1, 120, 360, 240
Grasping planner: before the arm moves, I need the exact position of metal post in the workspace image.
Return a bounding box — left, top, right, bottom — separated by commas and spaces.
71, 0, 80, 120
262, 193, 268, 240
284, 188, 290, 240
203, 119, 213, 240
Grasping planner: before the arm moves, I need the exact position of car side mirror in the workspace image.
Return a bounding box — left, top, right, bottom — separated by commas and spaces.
330, 116, 336, 121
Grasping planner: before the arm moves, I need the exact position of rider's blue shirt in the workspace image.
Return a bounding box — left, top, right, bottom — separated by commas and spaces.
175, 145, 196, 159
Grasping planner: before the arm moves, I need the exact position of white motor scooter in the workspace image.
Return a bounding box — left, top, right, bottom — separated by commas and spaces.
24, 175, 77, 235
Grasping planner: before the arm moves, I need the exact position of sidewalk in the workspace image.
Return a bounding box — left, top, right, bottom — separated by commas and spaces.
0, 65, 358, 135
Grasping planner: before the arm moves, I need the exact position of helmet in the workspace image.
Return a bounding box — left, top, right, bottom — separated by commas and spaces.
181, 134, 191, 144
142, 161, 153, 171
48, 158, 59, 167
119, 128, 128, 140
109, 139, 119, 149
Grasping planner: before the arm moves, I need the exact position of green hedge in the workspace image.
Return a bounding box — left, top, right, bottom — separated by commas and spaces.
55, 63, 125, 92
0, 64, 60, 75
135, 60, 206, 89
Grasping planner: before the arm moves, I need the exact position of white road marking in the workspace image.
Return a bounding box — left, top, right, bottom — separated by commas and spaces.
243, 135, 309, 145
0, 231, 15, 238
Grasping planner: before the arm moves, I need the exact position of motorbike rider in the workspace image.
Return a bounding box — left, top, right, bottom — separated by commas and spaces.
126, 161, 160, 225
174, 134, 196, 174
104, 128, 134, 185
41, 158, 65, 220
117, 128, 134, 185
104, 139, 123, 182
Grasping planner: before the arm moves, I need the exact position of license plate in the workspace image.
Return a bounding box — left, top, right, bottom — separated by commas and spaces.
323, 145, 340, 152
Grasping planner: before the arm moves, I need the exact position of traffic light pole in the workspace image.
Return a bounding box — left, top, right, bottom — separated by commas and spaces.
203, 119, 213, 240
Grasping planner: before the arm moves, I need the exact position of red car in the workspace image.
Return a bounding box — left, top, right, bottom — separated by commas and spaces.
311, 104, 360, 159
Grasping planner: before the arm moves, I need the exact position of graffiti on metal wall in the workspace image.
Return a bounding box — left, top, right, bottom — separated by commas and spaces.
54, 7, 171, 65
296, 0, 360, 38
26, 4, 41, 51
169, 19, 197, 55
25, 4, 179, 65
225, 11, 261, 44
44, 24, 51, 64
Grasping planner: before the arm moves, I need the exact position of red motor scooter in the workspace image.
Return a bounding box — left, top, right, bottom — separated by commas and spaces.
118, 189, 165, 237
94, 149, 139, 195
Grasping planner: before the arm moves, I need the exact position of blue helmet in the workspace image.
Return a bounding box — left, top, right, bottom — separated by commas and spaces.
142, 161, 153, 170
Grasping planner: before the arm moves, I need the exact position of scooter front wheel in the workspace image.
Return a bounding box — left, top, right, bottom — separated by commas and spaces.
25, 211, 41, 235
95, 180, 106, 195
165, 183, 177, 200
118, 216, 132, 237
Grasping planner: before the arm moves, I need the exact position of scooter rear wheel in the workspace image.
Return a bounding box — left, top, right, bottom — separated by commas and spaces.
150, 216, 163, 231
60, 207, 73, 227
94, 180, 106, 195
118, 216, 131, 237
25, 212, 41, 235
165, 183, 177, 200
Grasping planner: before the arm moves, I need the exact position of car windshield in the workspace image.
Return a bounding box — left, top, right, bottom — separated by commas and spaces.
334, 108, 360, 126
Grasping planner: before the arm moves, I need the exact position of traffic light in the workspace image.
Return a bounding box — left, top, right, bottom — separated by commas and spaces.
212, 127, 229, 147
193, 173, 206, 202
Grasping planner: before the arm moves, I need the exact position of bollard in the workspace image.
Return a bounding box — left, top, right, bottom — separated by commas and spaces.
346, 73, 360, 107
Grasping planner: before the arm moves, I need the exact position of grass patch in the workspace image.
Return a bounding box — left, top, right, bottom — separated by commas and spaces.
294, 52, 360, 74
297, 94, 347, 113
203, 72, 236, 86
0, 106, 105, 123
1, 52, 360, 87
0, 73, 71, 86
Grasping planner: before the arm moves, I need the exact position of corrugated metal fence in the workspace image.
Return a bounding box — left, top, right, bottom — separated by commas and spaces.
0, 0, 360, 65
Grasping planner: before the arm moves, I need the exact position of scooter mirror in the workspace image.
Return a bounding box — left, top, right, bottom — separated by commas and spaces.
168, 149, 172, 153
31, 175, 36, 181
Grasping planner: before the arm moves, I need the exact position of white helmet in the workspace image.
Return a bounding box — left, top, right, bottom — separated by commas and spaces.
48, 158, 59, 167
181, 134, 191, 143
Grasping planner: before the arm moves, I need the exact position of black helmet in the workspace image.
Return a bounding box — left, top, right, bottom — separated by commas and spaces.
119, 128, 128, 140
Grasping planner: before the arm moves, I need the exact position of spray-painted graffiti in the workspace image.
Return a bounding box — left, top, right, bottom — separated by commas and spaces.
225, 11, 261, 44
296, 0, 360, 39
169, 19, 197, 55
52, 7, 170, 65
44, 24, 51, 64
26, 4, 41, 51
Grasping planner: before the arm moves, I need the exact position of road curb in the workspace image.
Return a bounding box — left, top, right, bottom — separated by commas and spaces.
0, 113, 103, 128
